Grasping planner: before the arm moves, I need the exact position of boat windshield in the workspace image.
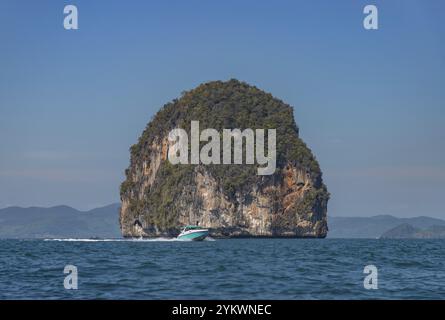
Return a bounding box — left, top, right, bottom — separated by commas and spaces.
183, 225, 201, 231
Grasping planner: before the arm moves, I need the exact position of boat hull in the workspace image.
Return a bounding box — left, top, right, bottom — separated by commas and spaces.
177, 230, 209, 241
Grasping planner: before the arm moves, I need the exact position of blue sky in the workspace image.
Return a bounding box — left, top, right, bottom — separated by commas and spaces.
0, 0, 444, 217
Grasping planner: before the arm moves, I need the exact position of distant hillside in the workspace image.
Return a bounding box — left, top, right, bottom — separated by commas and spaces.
0, 204, 121, 239
381, 224, 445, 239
328, 215, 445, 238
2, 205, 444, 239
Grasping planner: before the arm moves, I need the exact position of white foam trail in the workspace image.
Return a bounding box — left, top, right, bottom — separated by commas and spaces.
44, 238, 171, 242
43, 237, 213, 242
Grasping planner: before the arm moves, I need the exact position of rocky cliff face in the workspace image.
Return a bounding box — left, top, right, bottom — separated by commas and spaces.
120, 80, 329, 238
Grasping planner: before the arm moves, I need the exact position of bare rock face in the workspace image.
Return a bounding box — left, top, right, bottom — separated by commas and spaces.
120, 80, 329, 238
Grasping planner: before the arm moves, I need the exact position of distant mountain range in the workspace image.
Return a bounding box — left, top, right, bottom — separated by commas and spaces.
0, 204, 121, 239
328, 215, 445, 239
1, 204, 444, 239
380, 224, 445, 239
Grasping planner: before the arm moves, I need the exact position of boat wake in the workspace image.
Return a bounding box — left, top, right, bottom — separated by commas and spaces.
44, 237, 216, 242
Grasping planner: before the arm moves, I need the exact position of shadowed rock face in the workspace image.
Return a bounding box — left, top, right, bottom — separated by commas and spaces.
120, 79, 329, 238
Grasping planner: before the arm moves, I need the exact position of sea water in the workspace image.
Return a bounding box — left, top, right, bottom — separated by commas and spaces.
0, 238, 443, 299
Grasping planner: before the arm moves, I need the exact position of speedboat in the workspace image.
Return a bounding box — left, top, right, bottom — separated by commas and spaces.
177, 225, 209, 241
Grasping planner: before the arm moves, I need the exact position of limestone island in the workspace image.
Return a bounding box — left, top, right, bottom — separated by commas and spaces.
119, 79, 329, 238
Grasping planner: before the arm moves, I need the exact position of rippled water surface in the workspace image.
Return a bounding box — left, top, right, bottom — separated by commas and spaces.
0, 239, 444, 299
